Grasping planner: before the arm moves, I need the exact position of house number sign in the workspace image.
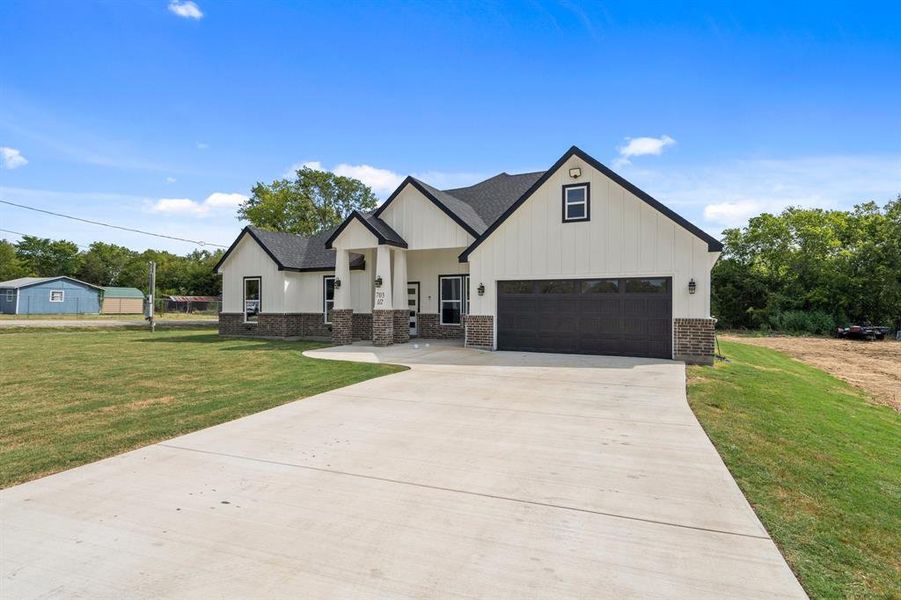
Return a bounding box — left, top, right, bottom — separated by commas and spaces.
375, 290, 386, 307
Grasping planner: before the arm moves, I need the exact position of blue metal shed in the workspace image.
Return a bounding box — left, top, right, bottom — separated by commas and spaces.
0, 276, 103, 315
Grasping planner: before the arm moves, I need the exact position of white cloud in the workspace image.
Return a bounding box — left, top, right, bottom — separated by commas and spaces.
203, 192, 247, 209
165, 176, 177, 183
168, 1, 203, 19
149, 191, 248, 216
614, 135, 676, 167
0, 147, 28, 169
151, 198, 205, 215
195, 142, 209, 150
332, 164, 405, 195
283, 160, 486, 197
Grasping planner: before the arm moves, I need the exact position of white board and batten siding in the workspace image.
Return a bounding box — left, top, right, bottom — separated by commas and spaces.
379, 186, 474, 250
467, 155, 720, 319
219, 234, 372, 315
220, 235, 286, 313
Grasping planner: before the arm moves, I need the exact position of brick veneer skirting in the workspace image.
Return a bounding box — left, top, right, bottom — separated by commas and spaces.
392, 309, 410, 344
219, 312, 333, 339
352, 312, 372, 341
464, 314, 494, 349
673, 317, 716, 365
330, 309, 353, 345
418, 313, 464, 339
372, 309, 394, 346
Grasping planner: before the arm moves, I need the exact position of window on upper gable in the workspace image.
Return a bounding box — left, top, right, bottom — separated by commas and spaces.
562, 183, 590, 222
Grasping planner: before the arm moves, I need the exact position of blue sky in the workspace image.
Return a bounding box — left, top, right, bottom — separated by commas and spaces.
1, 0, 899, 252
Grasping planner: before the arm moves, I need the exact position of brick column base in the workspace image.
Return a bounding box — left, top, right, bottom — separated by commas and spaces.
372, 309, 394, 347
352, 313, 372, 341
673, 317, 716, 365
330, 309, 354, 345
392, 309, 410, 344
464, 315, 494, 349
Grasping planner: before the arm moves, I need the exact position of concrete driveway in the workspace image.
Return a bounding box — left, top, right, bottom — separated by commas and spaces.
1, 341, 805, 599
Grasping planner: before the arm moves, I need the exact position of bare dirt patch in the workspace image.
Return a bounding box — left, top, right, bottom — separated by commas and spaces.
722, 335, 901, 410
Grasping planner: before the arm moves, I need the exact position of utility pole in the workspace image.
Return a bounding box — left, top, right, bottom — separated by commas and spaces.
146, 260, 157, 333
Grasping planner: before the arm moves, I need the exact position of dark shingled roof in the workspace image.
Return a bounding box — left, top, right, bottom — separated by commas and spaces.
214, 226, 365, 272
357, 212, 408, 247
443, 171, 546, 229
216, 146, 722, 274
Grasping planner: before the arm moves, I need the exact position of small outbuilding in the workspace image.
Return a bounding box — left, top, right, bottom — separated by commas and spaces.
0, 276, 103, 315
101, 287, 146, 314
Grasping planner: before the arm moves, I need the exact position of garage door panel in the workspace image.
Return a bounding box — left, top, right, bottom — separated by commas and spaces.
497, 278, 672, 359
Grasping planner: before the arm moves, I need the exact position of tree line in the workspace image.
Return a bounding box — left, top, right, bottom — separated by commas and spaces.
0, 236, 224, 296
712, 196, 901, 333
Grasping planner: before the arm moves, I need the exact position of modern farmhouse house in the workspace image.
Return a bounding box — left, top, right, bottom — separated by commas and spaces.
216, 146, 722, 363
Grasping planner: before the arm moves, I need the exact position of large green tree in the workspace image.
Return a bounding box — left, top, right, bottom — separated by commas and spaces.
237, 166, 379, 235
0, 240, 27, 281
77, 242, 143, 287
15, 236, 81, 278
712, 196, 901, 331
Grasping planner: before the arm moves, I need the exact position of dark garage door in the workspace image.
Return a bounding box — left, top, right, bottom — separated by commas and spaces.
497, 277, 672, 358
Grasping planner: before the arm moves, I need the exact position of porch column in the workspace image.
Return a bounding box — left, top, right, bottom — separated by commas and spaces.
391, 248, 410, 343
331, 248, 353, 345
372, 244, 394, 346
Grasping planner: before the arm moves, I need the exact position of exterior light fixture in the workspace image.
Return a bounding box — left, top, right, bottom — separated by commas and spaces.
333, 278, 341, 289
374, 275, 383, 288
477, 283, 485, 296
569, 167, 581, 178
688, 278, 696, 295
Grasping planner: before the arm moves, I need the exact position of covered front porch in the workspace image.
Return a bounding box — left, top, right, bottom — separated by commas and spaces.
327, 212, 471, 347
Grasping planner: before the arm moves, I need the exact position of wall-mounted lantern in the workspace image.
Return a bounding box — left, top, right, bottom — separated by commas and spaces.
688, 278, 696, 295
333, 278, 341, 289
374, 275, 383, 288
568, 167, 582, 179
477, 283, 485, 296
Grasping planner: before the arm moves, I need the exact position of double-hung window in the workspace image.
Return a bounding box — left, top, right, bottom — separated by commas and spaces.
323, 276, 335, 324
439, 275, 469, 325
243, 277, 261, 323
562, 183, 590, 222
4, 290, 13, 302
49, 290, 65, 303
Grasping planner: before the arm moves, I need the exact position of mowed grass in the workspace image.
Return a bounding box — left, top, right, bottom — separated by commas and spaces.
0, 329, 404, 488
688, 340, 900, 599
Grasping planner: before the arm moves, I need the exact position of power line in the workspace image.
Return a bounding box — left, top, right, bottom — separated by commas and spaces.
0, 199, 229, 248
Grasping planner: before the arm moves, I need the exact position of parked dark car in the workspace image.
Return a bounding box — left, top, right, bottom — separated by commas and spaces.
836, 323, 890, 340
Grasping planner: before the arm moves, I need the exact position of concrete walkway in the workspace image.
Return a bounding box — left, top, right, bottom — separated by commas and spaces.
0, 341, 806, 599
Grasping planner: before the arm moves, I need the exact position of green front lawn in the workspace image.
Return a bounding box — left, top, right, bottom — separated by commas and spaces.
688, 340, 900, 600
0, 329, 404, 488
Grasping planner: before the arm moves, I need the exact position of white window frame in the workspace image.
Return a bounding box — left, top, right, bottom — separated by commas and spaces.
4, 290, 13, 302
563, 183, 590, 222
439, 275, 469, 325
243, 277, 261, 323
323, 276, 335, 324
49, 290, 65, 303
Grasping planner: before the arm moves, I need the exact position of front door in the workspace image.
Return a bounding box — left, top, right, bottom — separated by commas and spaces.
407, 282, 420, 337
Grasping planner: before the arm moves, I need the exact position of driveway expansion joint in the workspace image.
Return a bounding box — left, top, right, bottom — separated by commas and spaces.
157, 442, 772, 541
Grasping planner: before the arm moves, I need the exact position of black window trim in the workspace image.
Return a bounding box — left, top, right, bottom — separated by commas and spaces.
438, 273, 469, 326
323, 275, 335, 324
562, 182, 590, 223
243, 276, 262, 324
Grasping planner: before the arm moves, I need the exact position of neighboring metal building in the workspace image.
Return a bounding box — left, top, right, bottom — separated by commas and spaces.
0, 276, 103, 315
101, 287, 145, 314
